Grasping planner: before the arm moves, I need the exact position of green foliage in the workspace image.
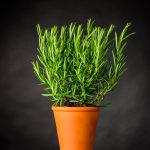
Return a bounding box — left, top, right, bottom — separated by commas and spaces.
32, 19, 134, 107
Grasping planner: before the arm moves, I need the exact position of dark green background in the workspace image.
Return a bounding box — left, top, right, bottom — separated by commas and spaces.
0, 0, 149, 150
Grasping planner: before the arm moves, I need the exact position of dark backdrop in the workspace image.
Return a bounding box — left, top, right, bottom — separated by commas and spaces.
0, 0, 150, 150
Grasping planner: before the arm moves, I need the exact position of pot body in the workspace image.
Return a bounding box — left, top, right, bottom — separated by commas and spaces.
52, 107, 100, 150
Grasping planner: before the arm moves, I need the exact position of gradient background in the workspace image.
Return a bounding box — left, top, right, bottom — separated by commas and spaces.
0, 0, 150, 150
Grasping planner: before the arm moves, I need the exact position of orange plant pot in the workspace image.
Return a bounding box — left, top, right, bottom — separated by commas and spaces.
52, 106, 100, 150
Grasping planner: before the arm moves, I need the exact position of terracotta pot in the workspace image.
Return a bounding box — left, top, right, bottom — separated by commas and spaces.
52, 106, 100, 150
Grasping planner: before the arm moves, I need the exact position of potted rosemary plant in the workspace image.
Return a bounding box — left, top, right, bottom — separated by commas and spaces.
32, 19, 134, 150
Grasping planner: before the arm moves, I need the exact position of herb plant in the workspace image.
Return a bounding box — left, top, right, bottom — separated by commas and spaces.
32, 19, 134, 107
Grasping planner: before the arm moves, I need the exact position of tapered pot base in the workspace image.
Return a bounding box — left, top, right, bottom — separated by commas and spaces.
52, 107, 100, 150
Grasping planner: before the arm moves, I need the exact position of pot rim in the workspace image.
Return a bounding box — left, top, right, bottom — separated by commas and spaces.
51, 106, 100, 112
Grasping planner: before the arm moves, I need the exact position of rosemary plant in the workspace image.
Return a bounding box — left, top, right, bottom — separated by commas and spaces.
32, 19, 134, 107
